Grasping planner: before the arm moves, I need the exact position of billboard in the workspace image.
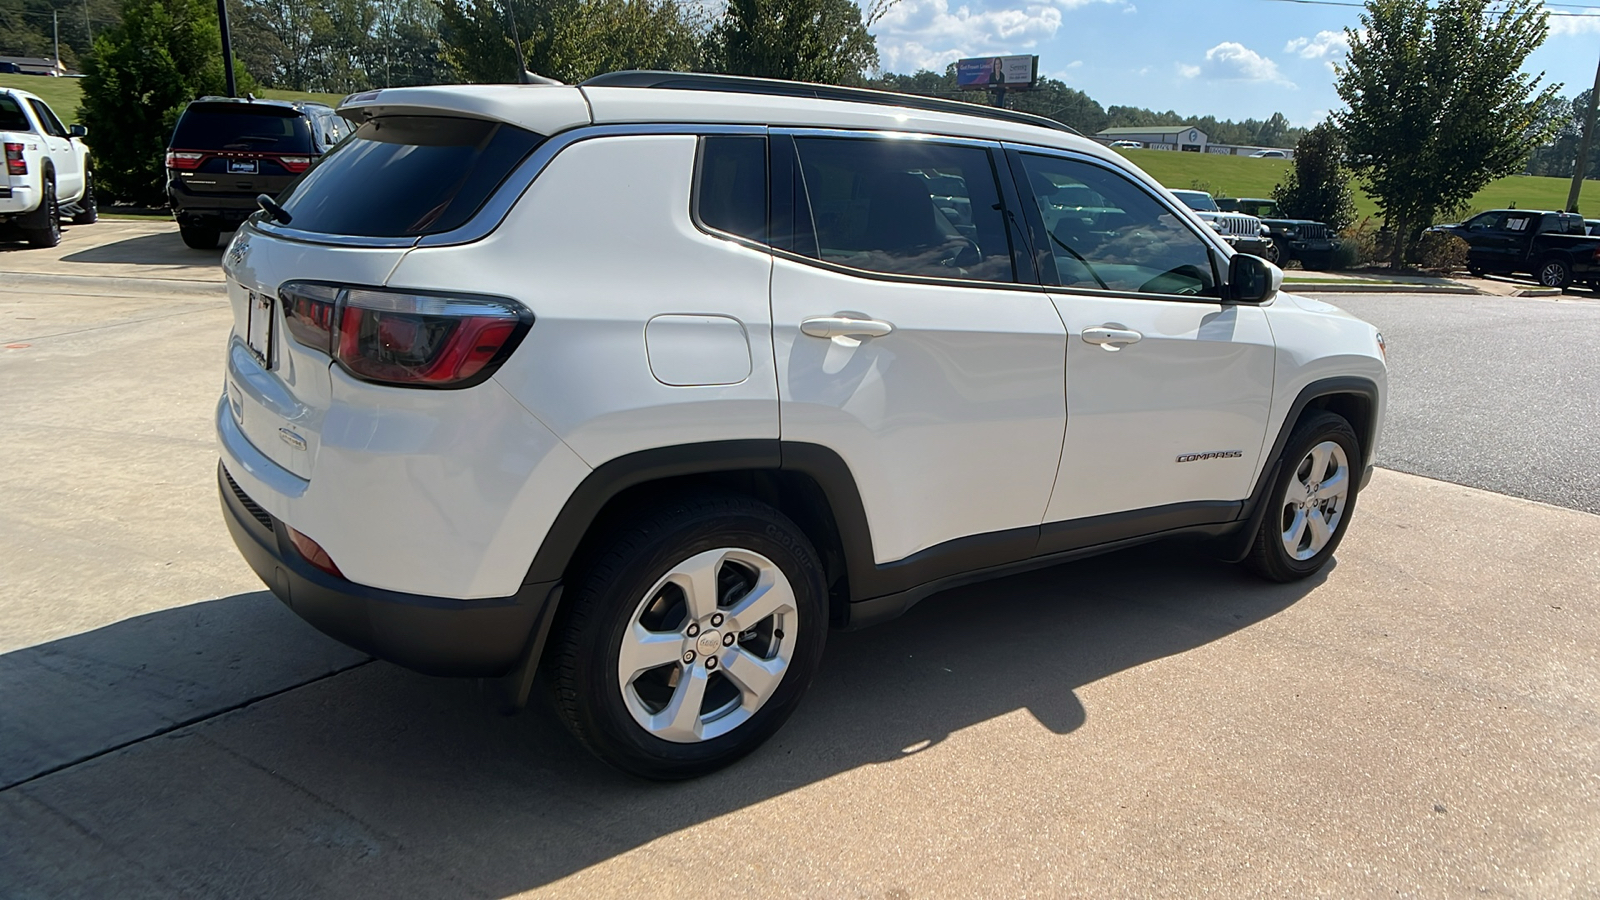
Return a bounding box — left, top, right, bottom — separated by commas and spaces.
956, 55, 1038, 91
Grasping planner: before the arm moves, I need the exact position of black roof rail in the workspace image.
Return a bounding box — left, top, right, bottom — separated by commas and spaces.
580, 70, 1083, 138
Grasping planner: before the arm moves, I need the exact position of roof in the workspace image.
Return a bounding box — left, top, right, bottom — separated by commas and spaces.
191, 95, 333, 111
336, 79, 1115, 162
1097, 125, 1206, 137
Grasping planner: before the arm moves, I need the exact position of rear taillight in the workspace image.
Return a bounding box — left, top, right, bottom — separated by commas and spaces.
278, 155, 312, 174
287, 526, 344, 578
166, 151, 204, 170
4, 142, 25, 175
278, 282, 531, 388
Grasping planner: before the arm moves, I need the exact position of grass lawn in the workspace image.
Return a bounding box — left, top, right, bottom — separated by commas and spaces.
0, 75, 345, 121
1115, 147, 1600, 223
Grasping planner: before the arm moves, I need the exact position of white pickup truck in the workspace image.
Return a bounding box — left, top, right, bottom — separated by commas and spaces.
0, 86, 95, 247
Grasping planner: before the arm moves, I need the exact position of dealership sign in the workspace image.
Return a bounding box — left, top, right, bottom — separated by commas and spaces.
955, 55, 1038, 91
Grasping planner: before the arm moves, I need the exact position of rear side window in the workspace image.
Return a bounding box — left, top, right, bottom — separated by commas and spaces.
0, 95, 31, 131
696, 136, 767, 242
792, 137, 1014, 283
171, 105, 314, 152
274, 116, 541, 238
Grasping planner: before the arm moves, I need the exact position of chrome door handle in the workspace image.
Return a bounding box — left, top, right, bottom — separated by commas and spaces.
1081, 325, 1143, 348
801, 316, 895, 339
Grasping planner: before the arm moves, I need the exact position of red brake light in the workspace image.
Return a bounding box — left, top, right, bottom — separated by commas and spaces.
287, 526, 344, 578
166, 151, 205, 170
279, 155, 311, 174
5, 142, 25, 176
278, 282, 531, 388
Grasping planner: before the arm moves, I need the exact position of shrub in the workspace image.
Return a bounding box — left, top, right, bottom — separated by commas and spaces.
1413, 231, 1469, 273
80, 0, 254, 204
1273, 122, 1357, 232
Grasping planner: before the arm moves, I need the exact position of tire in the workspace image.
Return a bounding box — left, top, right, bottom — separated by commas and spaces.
22, 177, 60, 248
179, 223, 219, 250
546, 492, 828, 779
1244, 410, 1361, 583
70, 172, 97, 225
1536, 257, 1571, 291
1262, 242, 1280, 265
1468, 265, 1486, 277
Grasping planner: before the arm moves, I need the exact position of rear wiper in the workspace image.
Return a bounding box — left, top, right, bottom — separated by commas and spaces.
256, 194, 292, 225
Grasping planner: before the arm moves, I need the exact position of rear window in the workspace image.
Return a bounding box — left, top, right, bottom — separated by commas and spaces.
0, 95, 31, 132
274, 116, 543, 238
171, 104, 314, 152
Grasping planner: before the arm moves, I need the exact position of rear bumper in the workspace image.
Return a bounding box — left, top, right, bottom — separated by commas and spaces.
168, 179, 263, 228
219, 461, 556, 677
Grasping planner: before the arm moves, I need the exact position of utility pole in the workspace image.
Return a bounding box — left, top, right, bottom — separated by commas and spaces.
51, 10, 58, 74
1568, 52, 1600, 214
216, 0, 237, 97
82, 0, 92, 43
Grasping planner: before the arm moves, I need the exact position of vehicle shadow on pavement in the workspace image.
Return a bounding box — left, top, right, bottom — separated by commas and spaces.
0, 543, 1325, 897
58, 231, 221, 265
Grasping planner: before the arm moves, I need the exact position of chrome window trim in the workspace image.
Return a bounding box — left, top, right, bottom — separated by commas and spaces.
246, 122, 765, 250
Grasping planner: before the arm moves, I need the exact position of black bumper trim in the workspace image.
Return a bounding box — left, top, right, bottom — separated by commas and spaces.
219, 461, 555, 677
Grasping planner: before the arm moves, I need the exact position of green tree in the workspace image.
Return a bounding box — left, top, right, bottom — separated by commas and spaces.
1272, 122, 1357, 232
1334, 0, 1561, 266
80, 0, 254, 204
710, 0, 881, 85
436, 0, 704, 84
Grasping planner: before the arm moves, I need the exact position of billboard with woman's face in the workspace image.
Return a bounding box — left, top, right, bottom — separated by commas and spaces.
956, 55, 1038, 90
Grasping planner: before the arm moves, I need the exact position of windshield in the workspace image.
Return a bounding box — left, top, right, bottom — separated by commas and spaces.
1172, 191, 1218, 212
273, 115, 543, 238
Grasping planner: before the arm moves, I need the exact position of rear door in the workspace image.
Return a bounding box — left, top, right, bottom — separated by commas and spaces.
1009, 148, 1275, 534
768, 131, 1067, 567
24, 98, 81, 198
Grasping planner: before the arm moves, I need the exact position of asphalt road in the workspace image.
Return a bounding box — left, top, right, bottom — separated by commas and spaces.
1325, 292, 1600, 515
2, 228, 1597, 899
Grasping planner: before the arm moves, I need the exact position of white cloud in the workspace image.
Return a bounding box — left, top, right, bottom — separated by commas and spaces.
1285, 30, 1350, 59
870, 0, 1132, 74
1180, 42, 1292, 85
1550, 13, 1600, 36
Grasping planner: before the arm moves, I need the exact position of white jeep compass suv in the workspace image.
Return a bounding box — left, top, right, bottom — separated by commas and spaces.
217, 72, 1387, 779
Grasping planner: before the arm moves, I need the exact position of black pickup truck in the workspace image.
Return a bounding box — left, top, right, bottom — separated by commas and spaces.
1430, 210, 1600, 290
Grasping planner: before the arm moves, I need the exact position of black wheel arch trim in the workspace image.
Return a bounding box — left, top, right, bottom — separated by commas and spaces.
1216, 375, 1381, 563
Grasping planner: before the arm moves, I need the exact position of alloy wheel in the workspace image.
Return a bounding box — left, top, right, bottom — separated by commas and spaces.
1279, 440, 1350, 561
617, 547, 798, 743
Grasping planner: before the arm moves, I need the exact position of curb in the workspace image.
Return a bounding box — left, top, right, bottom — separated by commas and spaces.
0, 270, 225, 298
1512, 287, 1564, 298
1284, 282, 1481, 295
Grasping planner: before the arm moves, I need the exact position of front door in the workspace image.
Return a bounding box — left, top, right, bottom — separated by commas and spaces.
768, 132, 1067, 567
1009, 149, 1276, 529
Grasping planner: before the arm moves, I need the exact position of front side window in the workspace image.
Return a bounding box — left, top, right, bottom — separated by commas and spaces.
791, 136, 1014, 283
696, 135, 767, 243
1020, 154, 1219, 297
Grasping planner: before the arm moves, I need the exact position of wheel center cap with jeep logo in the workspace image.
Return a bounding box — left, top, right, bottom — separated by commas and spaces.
696, 631, 721, 657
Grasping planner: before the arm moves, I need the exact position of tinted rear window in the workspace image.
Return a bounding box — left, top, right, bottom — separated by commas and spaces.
274, 116, 543, 238
0, 95, 31, 131
172, 105, 314, 152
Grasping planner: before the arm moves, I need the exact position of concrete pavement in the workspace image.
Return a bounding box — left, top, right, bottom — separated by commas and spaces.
1, 227, 1597, 897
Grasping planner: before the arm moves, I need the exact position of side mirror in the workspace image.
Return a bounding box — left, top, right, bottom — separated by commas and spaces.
1228, 253, 1282, 303
68, 124, 87, 138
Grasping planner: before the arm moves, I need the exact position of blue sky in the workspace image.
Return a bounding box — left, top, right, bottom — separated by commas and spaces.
867, 0, 1600, 126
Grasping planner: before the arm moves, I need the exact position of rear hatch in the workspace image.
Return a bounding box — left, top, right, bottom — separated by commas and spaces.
169, 102, 316, 199
221, 113, 547, 481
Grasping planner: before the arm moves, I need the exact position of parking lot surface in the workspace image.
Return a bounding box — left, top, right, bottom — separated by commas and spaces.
2, 225, 1597, 898
1330, 292, 1600, 515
